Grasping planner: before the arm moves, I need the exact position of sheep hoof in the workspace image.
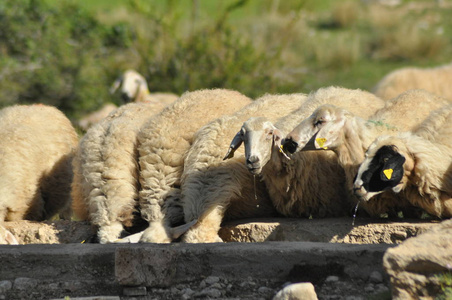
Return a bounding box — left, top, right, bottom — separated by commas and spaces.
139, 222, 172, 243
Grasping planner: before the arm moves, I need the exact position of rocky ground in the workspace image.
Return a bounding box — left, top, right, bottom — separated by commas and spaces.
0, 217, 444, 300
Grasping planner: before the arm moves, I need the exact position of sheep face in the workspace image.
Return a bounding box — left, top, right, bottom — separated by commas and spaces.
283, 105, 348, 154
224, 117, 281, 175
354, 139, 407, 201
110, 70, 148, 102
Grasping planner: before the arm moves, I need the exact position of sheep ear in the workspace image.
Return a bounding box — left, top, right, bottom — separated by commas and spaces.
109, 77, 122, 94
170, 219, 198, 239
380, 154, 405, 183
223, 131, 243, 160
272, 128, 283, 148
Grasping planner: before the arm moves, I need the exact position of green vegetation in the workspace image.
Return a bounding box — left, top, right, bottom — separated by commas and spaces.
1, 0, 452, 121
436, 271, 452, 300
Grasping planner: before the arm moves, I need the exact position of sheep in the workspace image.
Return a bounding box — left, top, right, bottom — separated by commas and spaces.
180, 93, 308, 243
71, 102, 167, 243
372, 63, 452, 100
0, 104, 78, 244
137, 88, 252, 243
77, 103, 118, 132
283, 89, 450, 217
224, 86, 385, 219
78, 69, 178, 131
354, 104, 452, 218
110, 69, 178, 105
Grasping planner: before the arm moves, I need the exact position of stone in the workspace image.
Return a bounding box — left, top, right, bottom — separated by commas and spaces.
0, 281, 12, 294
204, 276, 220, 285
368, 271, 383, 283
123, 286, 147, 296
272, 282, 318, 300
13, 278, 38, 290
383, 219, 452, 299
325, 276, 340, 283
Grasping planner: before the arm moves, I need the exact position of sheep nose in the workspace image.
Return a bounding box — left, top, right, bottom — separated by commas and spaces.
282, 138, 298, 154
121, 92, 131, 102
246, 155, 260, 165
353, 183, 365, 197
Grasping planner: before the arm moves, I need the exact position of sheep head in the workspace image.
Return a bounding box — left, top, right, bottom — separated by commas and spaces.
282, 104, 351, 154
223, 117, 283, 175
353, 135, 412, 201
110, 69, 150, 102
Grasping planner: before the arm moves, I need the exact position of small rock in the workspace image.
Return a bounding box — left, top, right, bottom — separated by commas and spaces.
210, 282, 224, 289
258, 286, 274, 294
198, 288, 222, 298
181, 287, 195, 300
273, 282, 318, 300
0, 281, 12, 293
325, 276, 340, 283
123, 286, 147, 296
391, 230, 407, 240
13, 278, 38, 290
364, 284, 374, 293
204, 276, 220, 285
368, 271, 383, 284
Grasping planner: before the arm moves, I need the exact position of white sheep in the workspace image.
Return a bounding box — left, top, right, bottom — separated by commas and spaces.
71, 102, 165, 243
78, 69, 178, 131
224, 86, 385, 219
137, 88, 252, 243
354, 104, 452, 218
0, 104, 78, 244
372, 63, 452, 100
283, 89, 450, 217
180, 93, 308, 243
110, 69, 178, 105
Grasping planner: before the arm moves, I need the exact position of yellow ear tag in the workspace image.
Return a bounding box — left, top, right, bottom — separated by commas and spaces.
316, 138, 328, 149
383, 168, 393, 180
279, 145, 291, 160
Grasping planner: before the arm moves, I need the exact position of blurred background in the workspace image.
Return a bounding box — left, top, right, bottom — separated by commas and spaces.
1, 0, 451, 121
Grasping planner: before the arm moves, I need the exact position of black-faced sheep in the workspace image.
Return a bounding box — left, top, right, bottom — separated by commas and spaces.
71, 102, 161, 243
354, 104, 452, 218
283, 89, 450, 217
225, 86, 385, 219
137, 89, 252, 243
373, 63, 452, 100
180, 93, 307, 243
0, 104, 78, 244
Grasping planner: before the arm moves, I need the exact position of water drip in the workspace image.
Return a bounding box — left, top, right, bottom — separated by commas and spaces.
253, 175, 259, 208
352, 200, 360, 226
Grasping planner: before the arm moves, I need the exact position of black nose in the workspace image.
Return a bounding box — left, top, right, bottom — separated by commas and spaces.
246, 155, 259, 165
283, 138, 298, 154
121, 92, 131, 103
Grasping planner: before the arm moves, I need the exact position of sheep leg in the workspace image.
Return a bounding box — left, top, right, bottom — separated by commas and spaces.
97, 221, 124, 244
182, 206, 224, 243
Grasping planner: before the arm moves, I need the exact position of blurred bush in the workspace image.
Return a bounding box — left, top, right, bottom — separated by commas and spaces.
1, 0, 451, 121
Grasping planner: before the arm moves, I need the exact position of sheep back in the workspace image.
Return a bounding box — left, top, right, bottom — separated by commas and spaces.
369, 89, 451, 132
0, 104, 78, 222
372, 64, 452, 100
71, 102, 157, 242
276, 86, 385, 133
137, 89, 251, 227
